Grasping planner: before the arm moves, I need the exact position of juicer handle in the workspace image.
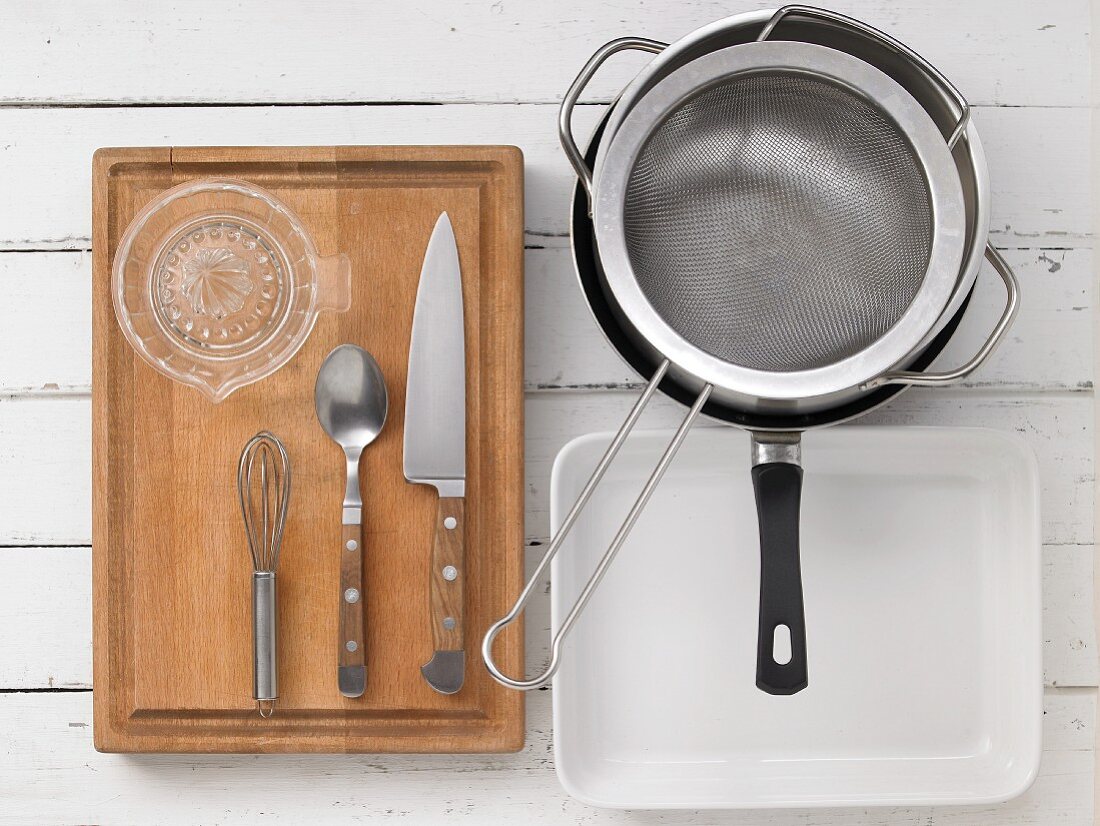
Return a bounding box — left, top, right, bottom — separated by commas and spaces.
482, 362, 711, 690
560, 37, 667, 205
758, 5, 971, 147
751, 437, 809, 696
863, 245, 1020, 389
315, 252, 352, 313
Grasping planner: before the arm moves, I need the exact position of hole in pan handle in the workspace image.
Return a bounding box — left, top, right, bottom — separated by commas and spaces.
559, 36, 667, 207
863, 245, 1020, 389
482, 361, 712, 690
773, 624, 793, 665
758, 4, 971, 147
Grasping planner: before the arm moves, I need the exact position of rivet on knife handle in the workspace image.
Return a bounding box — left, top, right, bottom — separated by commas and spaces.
422, 497, 465, 694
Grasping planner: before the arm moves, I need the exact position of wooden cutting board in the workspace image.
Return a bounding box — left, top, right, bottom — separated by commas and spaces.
91, 146, 525, 753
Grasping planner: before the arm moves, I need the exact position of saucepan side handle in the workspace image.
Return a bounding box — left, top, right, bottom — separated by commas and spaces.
758, 4, 971, 147
559, 37, 667, 206
864, 244, 1020, 389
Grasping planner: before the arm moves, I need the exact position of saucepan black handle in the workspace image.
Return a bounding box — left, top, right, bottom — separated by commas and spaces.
751, 460, 808, 695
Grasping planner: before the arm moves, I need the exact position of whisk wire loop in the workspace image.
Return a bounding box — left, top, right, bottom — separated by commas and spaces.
238, 431, 291, 573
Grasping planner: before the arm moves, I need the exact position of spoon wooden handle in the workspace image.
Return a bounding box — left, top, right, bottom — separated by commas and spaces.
338, 519, 366, 698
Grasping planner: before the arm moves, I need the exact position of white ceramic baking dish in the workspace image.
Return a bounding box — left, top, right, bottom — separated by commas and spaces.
550, 426, 1041, 808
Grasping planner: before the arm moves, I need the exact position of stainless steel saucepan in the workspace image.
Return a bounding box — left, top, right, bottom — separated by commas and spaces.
483, 5, 1019, 695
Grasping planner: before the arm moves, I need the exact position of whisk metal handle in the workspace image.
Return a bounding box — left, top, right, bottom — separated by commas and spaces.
253, 571, 277, 716
559, 36, 667, 205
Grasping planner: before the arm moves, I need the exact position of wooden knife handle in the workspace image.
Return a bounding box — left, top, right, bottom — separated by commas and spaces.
338, 520, 366, 697
430, 497, 465, 651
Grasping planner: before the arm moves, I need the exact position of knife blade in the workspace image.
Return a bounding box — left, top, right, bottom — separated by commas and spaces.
403, 211, 466, 695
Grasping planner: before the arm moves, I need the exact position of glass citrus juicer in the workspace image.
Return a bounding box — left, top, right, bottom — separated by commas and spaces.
112, 177, 351, 402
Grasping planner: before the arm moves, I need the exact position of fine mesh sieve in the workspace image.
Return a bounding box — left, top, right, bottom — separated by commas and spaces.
623, 71, 934, 373
592, 41, 967, 411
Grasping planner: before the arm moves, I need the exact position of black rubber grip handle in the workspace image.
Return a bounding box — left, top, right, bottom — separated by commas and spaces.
751, 462, 808, 695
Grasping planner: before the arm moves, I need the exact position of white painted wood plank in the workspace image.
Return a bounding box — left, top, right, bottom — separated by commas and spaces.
0, 548, 90, 689
978, 106, 1093, 248
0, 392, 1090, 547
0, 104, 1086, 249
1, 542, 1092, 691
0, 0, 1086, 107
524, 390, 1093, 546
0, 103, 600, 250
0, 688, 1089, 824
0, 253, 89, 393
1044, 545, 1098, 687
1, 246, 1089, 395
0, 397, 89, 545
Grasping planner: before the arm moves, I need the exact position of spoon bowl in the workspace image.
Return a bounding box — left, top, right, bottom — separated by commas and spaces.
315, 344, 389, 451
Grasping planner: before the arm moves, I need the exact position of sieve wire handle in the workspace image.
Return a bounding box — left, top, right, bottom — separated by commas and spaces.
863, 245, 1020, 389
758, 5, 971, 147
559, 37, 667, 207
482, 362, 712, 690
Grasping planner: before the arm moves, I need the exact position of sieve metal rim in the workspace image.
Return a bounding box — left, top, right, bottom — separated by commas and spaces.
593, 40, 967, 403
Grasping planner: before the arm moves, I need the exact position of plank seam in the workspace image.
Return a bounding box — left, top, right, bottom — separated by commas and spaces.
0, 687, 92, 694
0, 540, 1092, 549
0, 100, 1088, 110
0, 240, 1091, 253
3, 383, 1093, 401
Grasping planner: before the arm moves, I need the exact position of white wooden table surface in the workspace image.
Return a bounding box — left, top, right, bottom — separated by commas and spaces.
0, 1, 1093, 823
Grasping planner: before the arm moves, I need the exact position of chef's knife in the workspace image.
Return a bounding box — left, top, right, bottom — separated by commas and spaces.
404, 212, 466, 695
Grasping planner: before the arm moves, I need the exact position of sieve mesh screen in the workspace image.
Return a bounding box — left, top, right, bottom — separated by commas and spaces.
623, 71, 934, 372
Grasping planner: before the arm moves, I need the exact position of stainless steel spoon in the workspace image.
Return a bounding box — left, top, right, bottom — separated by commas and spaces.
315, 344, 388, 698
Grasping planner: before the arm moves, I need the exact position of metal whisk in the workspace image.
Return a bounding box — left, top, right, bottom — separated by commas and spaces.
238, 431, 291, 718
